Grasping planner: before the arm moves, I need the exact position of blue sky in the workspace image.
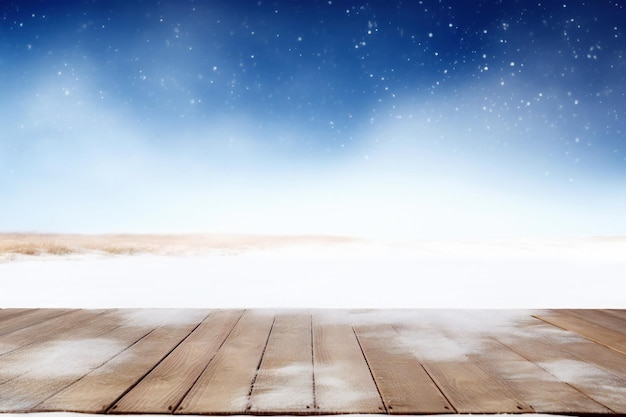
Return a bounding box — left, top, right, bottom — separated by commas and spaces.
1, 0, 625, 238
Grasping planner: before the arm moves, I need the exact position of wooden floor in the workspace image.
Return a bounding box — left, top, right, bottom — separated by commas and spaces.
0, 309, 624, 415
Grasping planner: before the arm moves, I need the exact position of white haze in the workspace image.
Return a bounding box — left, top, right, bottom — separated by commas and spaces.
3, 77, 626, 239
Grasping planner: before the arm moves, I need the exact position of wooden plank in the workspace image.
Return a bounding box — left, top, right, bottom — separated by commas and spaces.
603, 309, 626, 321
384, 314, 532, 414
353, 323, 453, 414
312, 313, 385, 413
535, 309, 626, 355
110, 309, 243, 414
0, 310, 122, 386
0, 309, 32, 322
563, 309, 626, 334
523, 313, 626, 382
248, 313, 314, 414
477, 338, 611, 414
0, 309, 144, 411
176, 311, 274, 414
495, 318, 626, 413
0, 308, 623, 415
0, 310, 107, 356
558, 335, 626, 381
35, 309, 210, 413
422, 361, 530, 414
0, 309, 71, 337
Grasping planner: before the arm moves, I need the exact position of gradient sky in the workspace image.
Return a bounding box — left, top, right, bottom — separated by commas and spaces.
1, 0, 625, 238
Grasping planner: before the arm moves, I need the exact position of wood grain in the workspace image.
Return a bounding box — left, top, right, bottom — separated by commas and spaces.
561, 337, 626, 381
176, 310, 275, 414
603, 309, 626, 321
0, 309, 32, 322
248, 313, 314, 414
384, 313, 532, 414
478, 338, 610, 414
0, 309, 144, 411
0, 308, 624, 415
313, 313, 384, 413
521, 312, 626, 381
110, 309, 242, 414
0, 309, 107, 356
496, 318, 626, 413
0, 310, 121, 386
353, 323, 453, 414
563, 309, 626, 334
36, 311, 208, 413
423, 360, 532, 413
535, 309, 626, 355
0, 309, 71, 337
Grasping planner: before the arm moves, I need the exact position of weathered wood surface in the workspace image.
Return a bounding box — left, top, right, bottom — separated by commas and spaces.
0, 308, 624, 415
0, 309, 107, 356
313, 316, 385, 413
535, 309, 626, 355
379, 313, 530, 414
0, 309, 32, 322
176, 310, 274, 414
353, 323, 453, 414
0, 309, 131, 411
562, 309, 626, 334
247, 313, 315, 414
0, 309, 71, 337
111, 310, 241, 414
37, 309, 210, 413
522, 312, 626, 412
477, 338, 611, 414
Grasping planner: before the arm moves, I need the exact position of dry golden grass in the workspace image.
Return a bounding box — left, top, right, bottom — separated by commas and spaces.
0, 233, 361, 260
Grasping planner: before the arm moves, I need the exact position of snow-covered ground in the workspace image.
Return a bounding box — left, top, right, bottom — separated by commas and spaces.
1, 236, 625, 309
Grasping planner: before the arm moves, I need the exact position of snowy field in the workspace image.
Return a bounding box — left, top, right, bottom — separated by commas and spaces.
1, 234, 625, 309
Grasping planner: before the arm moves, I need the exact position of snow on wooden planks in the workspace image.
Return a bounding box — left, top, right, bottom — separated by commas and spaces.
312, 314, 385, 413
474, 337, 611, 414
179, 311, 386, 415
247, 313, 315, 413
36, 309, 210, 413
176, 310, 274, 414
0, 309, 71, 337
0, 309, 107, 356
360, 315, 530, 414
535, 309, 626, 355
353, 323, 453, 414
0, 309, 141, 411
526, 310, 626, 412
110, 309, 242, 414
0, 308, 624, 415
